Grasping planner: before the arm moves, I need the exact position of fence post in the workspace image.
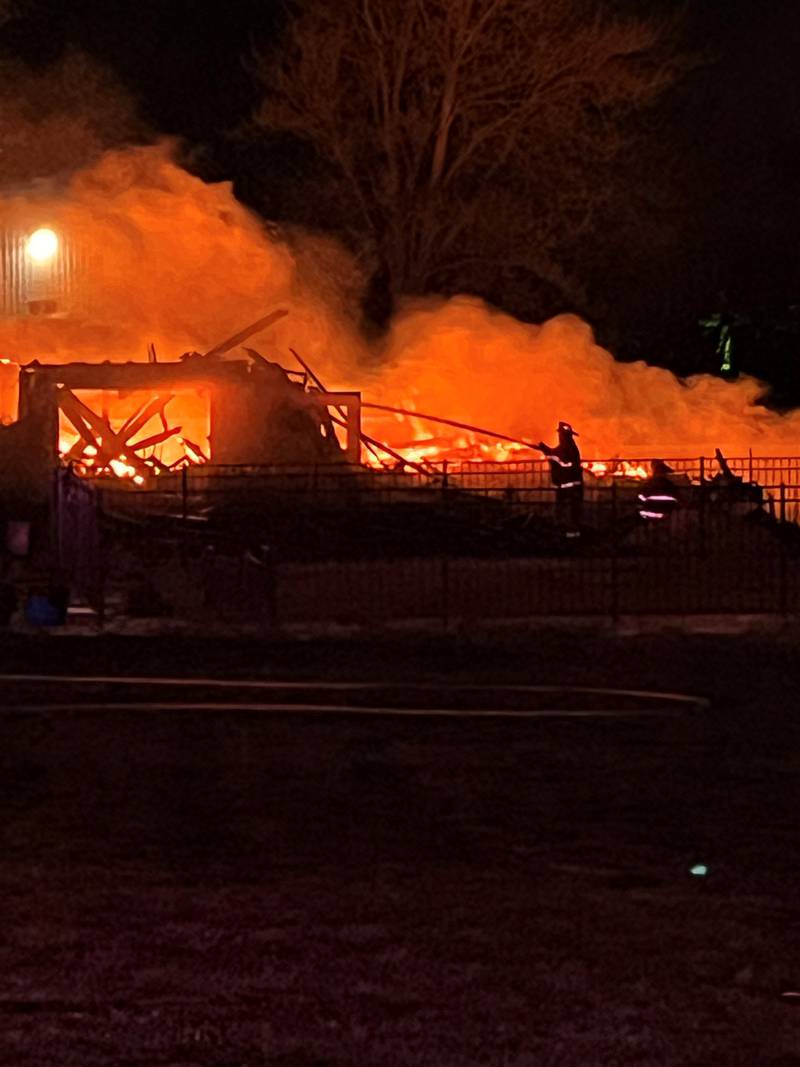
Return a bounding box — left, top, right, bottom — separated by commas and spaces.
51, 467, 62, 569
610, 479, 619, 623
698, 467, 707, 560
780, 482, 788, 615
699, 455, 705, 483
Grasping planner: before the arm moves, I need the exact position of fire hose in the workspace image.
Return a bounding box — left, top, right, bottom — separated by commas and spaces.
361, 402, 540, 453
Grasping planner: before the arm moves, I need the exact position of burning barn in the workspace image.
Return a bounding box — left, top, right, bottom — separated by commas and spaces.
0, 148, 795, 626
0, 311, 362, 496
21, 354, 361, 477
0, 314, 790, 628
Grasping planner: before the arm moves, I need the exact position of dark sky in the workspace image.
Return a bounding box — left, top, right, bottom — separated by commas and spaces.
4, 1, 800, 245
2, 0, 797, 156
1, 0, 284, 140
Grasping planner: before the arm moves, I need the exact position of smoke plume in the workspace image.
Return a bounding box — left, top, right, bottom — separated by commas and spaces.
1, 142, 798, 459
366, 298, 800, 457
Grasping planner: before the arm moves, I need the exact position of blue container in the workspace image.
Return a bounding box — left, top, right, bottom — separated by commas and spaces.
24, 594, 65, 627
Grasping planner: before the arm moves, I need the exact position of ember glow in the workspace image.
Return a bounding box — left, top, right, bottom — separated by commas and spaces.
585, 461, 649, 480
56, 386, 210, 475
3, 144, 800, 474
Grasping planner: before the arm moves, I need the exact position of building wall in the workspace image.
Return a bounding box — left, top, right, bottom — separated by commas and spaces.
0, 229, 89, 317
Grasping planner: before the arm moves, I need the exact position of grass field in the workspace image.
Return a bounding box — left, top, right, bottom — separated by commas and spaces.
0, 630, 799, 1065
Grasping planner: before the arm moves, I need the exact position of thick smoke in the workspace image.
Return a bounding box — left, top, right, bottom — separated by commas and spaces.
0, 49, 145, 189
1, 143, 798, 458
366, 298, 800, 457
0, 143, 367, 373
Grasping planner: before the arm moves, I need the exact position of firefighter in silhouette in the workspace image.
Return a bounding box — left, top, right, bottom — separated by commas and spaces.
638, 459, 684, 522
536, 421, 583, 537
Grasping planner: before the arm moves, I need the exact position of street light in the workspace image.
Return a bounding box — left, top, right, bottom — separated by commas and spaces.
27, 228, 59, 264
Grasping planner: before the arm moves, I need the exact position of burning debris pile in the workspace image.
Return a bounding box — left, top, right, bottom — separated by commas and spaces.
0, 143, 799, 469
0, 145, 799, 626
5, 311, 367, 495
0, 141, 797, 559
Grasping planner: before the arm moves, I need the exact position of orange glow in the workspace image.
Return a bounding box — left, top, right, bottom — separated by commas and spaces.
27, 227, 58, 263
109, 458, 135, 478
359, 299, 800, 463
4, 143, 800, 478
614, 461, 649, 480
0, 144, 364, 379
57, 387, 210, 478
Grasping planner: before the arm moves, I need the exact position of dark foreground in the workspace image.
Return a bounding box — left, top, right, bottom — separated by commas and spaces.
1, 630, 799, 1066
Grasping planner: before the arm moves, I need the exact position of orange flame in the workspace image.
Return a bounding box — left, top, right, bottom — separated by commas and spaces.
4, 144, 800, 476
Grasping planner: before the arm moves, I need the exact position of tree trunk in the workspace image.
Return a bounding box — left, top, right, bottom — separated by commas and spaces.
361, 255, 395, 329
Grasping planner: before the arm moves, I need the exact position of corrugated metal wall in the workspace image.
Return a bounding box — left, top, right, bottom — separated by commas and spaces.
0, 230, 88, 316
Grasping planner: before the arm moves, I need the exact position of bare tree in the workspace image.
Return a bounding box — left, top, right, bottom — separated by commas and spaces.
249, 0, 690, 311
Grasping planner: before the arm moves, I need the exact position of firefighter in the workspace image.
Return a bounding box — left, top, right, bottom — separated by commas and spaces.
637, 459, 682, 521
536, 421, 583, 537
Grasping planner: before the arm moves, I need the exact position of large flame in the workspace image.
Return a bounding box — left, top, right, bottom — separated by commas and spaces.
0, 143, 798, 473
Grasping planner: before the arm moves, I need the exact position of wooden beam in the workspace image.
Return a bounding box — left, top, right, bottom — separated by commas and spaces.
129, 426, 182, 452
60, 406, 99, 456
57, 389, 150, 476
329, 414, 434, 477
362, 402, 539, 451
202, 309, 289, 359
119, 395, 175, 443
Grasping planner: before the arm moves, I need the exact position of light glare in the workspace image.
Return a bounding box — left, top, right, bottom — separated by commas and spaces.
27, 228, 59, 263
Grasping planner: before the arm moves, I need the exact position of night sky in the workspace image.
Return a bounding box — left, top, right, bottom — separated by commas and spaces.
0, 0, 281, 140
3, 0, 797, 184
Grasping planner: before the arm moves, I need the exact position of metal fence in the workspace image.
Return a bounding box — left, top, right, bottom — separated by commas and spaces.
268, 489, 800, 623
91, 455, 800, 527
77, 460, 800, 624
92, 452, 800, 490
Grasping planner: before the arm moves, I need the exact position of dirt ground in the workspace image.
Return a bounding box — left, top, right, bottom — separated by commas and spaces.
0, 630, 799, 1065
